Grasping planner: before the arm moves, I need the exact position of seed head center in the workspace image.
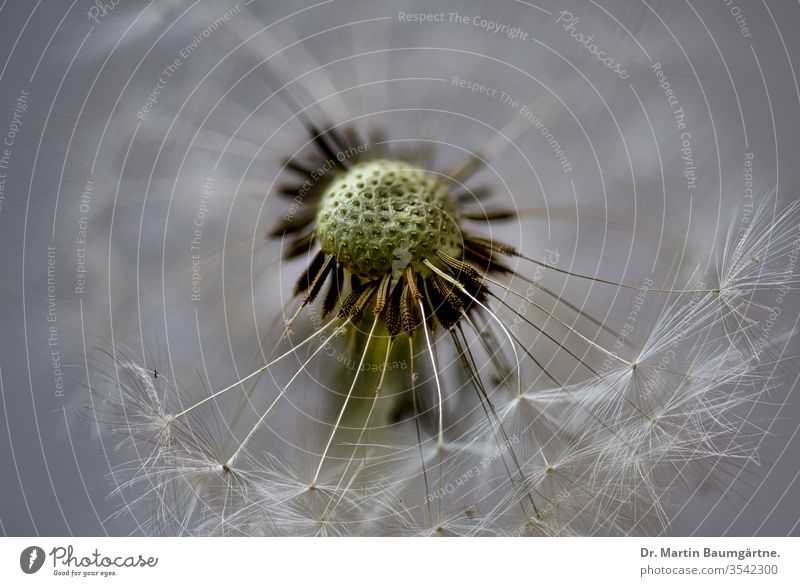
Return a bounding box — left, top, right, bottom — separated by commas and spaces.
316, 160, 462, 280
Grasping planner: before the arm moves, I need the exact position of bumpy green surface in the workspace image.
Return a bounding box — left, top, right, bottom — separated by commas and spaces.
316, 160, 462, 280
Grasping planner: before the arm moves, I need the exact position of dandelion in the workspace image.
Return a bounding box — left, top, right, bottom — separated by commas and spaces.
92, 111, 799, 535
82, 3, 800, 537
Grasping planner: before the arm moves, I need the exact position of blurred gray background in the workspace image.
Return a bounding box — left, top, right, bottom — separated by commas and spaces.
1, 0, 799, 536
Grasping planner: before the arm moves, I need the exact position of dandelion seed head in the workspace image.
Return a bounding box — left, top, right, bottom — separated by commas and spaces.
316, 160, 462, 280
74, 2, 800, 536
